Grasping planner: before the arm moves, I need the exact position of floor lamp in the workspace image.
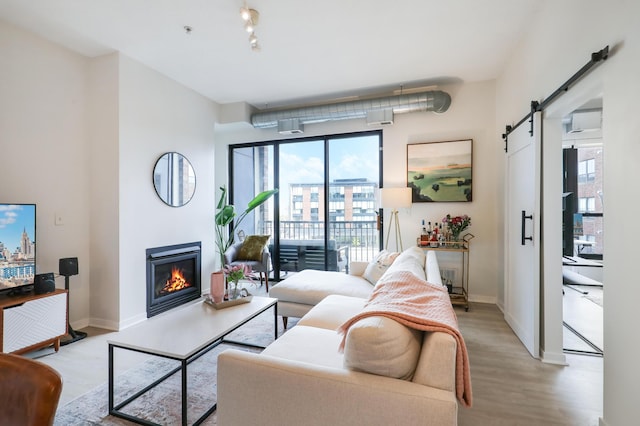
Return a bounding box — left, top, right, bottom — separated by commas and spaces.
380, 187, 412, 252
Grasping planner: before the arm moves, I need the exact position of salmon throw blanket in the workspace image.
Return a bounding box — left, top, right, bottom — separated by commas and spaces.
337, 270, 473, 407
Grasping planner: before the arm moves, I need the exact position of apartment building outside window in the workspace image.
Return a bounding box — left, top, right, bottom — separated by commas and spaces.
578, 158, 596, 183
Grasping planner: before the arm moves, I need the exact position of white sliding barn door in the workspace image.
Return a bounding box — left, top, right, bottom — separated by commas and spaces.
504, 112, 541, 358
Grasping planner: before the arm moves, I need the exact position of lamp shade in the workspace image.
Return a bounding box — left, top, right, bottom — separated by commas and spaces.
380, 187, 412, 208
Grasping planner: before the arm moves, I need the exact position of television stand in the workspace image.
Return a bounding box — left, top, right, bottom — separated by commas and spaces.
1, 289, 68, 354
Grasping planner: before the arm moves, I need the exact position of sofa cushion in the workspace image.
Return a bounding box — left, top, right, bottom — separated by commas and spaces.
262, 325, 345, 369
237, 235, 270, 261
269, 269, 373, 306
362, 250, 399, 285
382, 246, 426, 281
343, 316, 422, 380
425, 250, 443, 286
298, 295, 367, 330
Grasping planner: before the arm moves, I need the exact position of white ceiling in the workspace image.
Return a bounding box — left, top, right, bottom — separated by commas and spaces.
0, 0, 541, 109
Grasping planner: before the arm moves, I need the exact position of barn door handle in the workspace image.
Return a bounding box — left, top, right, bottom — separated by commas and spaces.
521, 210, 533, 245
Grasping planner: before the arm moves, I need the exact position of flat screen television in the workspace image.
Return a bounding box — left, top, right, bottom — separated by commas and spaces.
0, 204, 36, 295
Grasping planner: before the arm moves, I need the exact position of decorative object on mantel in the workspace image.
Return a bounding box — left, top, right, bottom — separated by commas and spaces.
407, 139, 473, 202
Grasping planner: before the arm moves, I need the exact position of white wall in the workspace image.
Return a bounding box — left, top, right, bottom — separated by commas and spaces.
87, 53, 120, 328
1, 21, 219, 331
0, 20, 92, 325
495, 1, 640, 424
215, 80, 500, 303
115, 54, 217, 328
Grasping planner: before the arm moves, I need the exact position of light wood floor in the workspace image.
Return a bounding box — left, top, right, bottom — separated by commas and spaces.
35, 292, 602, 425
455, 303, 602, 426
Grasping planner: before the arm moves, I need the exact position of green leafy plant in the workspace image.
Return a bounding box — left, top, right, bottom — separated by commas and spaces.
214, 185, 278, 267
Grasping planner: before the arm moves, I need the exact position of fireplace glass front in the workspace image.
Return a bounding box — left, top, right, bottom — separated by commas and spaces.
146, 242, 201, 317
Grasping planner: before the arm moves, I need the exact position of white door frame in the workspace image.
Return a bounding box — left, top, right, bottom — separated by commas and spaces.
539, 69, 604, 365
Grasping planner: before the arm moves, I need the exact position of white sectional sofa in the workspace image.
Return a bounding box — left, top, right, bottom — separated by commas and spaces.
217, 248, 464, 425
269, 246, 443, 327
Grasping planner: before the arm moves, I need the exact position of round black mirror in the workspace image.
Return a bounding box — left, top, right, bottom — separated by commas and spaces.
153, 152, 196, 207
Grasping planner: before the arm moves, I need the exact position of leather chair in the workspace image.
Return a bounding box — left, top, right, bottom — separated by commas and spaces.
0, 353, 63, 426
224, 240, 272, 291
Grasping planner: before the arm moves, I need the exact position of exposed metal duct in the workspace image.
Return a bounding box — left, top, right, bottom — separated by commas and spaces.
251, 90, 451, 130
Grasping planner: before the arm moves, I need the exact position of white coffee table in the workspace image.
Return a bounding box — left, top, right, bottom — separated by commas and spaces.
108, 296, 277, 426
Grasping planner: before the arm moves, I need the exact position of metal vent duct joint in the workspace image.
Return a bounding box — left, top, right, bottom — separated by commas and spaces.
251, 90, 451, 129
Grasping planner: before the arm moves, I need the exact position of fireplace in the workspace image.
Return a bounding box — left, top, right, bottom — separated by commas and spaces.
146, 242, 201, 317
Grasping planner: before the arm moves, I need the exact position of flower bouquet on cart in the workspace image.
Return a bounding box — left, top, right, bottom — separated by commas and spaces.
442, 214, 471, 243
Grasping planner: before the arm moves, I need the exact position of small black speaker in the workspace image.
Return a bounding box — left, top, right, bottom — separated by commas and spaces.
59, 257, 79, 277
34, 272, 56, 294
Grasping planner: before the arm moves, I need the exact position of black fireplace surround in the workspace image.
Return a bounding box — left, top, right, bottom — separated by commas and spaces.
146, 242, 201, 318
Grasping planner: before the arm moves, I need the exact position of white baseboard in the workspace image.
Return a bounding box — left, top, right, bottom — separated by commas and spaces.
88, 317, 120, 331
468, 294, 497, 304
70, 318, 90, 331
89, 312, 146, 331
540, 348, 567, 365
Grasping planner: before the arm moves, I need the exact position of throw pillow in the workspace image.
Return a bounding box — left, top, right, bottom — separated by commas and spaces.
237, 235, 270, 261
343, 316, 422, 380
363, 250, 399, 285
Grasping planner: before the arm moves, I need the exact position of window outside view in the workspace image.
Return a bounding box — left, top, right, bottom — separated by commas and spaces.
232, 133, 381, 276
576, 147, 603, 257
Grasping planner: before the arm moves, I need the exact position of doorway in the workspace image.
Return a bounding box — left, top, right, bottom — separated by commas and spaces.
561, 101, 604, 356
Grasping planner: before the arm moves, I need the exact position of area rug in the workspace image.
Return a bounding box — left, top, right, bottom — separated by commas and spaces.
54, 309, 294, 426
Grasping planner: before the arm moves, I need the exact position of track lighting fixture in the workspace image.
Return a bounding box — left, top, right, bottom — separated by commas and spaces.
240, 4, 260, 51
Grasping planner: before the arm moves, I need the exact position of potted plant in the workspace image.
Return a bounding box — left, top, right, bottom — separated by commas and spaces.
214, 185, 278, 266
210, 186, 277, 301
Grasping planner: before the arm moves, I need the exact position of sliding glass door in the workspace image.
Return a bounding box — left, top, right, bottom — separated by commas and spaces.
230, 145, 275, 239
277, 140, 326, 273
230, 131, 381, 280
328, 134, 381, 268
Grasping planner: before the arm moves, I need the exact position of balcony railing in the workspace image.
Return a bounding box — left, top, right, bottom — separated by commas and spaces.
259, 220, 379, 264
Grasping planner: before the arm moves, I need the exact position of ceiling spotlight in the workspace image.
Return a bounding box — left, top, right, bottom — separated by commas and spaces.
240, 7, 251, 21
240, 7, 259, 25
240, 5, 261, 51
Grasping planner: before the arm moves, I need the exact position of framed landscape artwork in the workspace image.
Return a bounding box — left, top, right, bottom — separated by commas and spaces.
407, 139, 472, 202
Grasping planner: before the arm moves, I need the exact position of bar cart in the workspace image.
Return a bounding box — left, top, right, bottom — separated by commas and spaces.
419, 233, 474, 311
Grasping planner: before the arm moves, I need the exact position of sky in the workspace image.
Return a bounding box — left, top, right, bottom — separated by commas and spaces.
279, 134, 380, 185
277, 134, 380, 217
0, 204, 36, 249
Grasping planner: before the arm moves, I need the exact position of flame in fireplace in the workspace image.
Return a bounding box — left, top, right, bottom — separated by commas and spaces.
160, 266, 191, 294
